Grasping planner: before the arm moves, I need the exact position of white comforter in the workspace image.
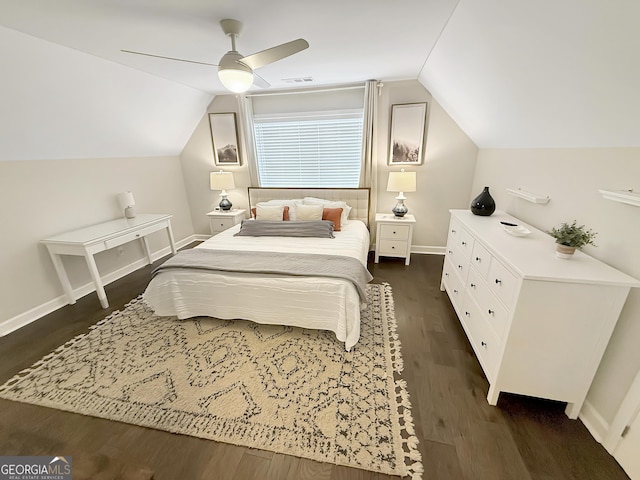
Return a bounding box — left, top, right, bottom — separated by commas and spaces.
143, 220, 371, 350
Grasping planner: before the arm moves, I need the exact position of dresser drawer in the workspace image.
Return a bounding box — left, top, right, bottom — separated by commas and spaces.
467, 268, 509, 340
379, 223, 411, 240
442, 258, 465, 315
378, 239, 408, 256
471, 242, 492, 278
457, 227, 475, 261
488, 259, 519, 307
211, 216, 236, 233
104, 222, 164, 249
461, 296, 500, 381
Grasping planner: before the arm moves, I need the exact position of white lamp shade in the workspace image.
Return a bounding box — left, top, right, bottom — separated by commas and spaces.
117, 191, 135, 209
218, 69, 253, 93
210, 171, 236, 191
387, 170, 416, 193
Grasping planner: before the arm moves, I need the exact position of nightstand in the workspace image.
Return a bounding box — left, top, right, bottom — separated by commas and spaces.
206, 209, 246, 235
374, 213, 416, 265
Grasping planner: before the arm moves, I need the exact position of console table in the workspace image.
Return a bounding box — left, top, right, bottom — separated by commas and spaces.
42, 214, 176, 309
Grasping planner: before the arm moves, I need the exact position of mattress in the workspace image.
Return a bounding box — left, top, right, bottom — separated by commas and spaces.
143, 220, 371, 350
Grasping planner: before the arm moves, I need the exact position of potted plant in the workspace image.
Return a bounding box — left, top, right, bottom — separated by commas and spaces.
547, 220, 597, 259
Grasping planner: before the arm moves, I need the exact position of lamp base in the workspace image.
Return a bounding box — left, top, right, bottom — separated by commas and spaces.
219, 196, 232, 211
392, 194, 408, 217
124, 206, 136, 219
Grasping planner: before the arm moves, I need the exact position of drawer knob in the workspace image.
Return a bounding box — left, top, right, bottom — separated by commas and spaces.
451, 229, 457, 233
470, 283, 476, 288
481, 341, 487, 347
445, 272, 449, 277
392, 231, 397, 234
461, 241, 467, 246
465, 311, 470, 316
488, 309, 494, 315
448, 250, 453, 254
458, 265, 463, 269
495, 279, 502, 285
135, 234, 140, 237
453, 289, 458, 294
475, 257, 481, 262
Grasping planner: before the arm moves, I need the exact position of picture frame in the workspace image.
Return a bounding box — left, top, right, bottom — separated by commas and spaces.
209, 112, 241, 166
388, 103, 427, 165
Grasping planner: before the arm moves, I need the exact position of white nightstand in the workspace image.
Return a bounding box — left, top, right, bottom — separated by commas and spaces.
374, 213, 416, 265
206, 209, 246, 235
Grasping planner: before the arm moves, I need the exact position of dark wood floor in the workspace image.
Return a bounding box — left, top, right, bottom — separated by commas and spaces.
0, 249, 631, 480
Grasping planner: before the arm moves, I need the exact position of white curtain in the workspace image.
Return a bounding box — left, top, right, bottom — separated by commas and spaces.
360, 79, 379, 225
236, 94, 260, 186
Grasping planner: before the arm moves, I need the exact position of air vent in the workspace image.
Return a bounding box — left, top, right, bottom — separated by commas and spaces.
281, 77, 314, 84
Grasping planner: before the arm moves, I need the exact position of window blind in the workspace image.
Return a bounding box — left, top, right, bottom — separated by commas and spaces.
254, 111, 364, 188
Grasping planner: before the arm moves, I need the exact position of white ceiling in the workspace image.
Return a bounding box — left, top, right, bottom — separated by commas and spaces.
0, 0, 638, 161
0, 0, 456, 93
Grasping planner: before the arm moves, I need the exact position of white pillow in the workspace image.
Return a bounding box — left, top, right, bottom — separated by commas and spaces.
258, 199, 304, 221
295, 203, 324, 221
303, 197, 352, 225
255, 204, 285, 221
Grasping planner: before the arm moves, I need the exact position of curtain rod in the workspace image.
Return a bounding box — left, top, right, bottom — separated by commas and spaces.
246, 83, 368, 98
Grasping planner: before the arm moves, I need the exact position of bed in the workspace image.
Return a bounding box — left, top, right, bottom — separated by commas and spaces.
143, 188, 372, 351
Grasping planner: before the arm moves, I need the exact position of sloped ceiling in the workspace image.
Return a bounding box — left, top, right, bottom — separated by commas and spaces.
0, 0, 638, 161
420, 0, 640, 148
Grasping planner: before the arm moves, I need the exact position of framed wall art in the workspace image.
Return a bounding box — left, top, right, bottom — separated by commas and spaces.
388, 103, 427, 165
209, 112, 241, 166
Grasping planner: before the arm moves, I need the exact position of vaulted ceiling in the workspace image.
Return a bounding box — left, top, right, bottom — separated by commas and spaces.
1, 0, 638, 161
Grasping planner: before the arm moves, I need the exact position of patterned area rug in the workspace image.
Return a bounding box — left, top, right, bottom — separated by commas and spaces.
0, 284, 422, 478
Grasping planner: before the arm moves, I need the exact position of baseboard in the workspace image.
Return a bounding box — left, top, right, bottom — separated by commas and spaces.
0, 235, 197, 337
412, 245, 446, 255
579, 399, 610, 444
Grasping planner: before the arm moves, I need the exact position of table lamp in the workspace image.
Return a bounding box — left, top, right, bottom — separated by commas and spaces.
210, 170, 235, 211
117, 191, 136, 218
386, 169, 416, 217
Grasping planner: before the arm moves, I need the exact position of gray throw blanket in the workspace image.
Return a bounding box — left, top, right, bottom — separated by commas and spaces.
152, 249, 373, 301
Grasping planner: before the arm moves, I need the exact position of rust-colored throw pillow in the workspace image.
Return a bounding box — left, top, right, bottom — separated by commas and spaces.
322, 207, 343, 231
251, 206, 290, 220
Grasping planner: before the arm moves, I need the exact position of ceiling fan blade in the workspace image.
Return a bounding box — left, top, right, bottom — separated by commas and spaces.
120, 49, 217, 67
253, 72, 270, 89
239, 39, 309, 70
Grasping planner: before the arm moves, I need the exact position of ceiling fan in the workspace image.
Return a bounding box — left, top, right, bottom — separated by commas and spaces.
121, 19, 309, 93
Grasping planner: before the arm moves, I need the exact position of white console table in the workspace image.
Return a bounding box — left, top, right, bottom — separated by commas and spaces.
42, 214, 176, 309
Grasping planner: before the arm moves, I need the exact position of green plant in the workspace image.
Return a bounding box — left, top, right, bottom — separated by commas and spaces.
547, 220, 597, 248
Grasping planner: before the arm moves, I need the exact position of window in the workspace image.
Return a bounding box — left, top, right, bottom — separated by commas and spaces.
249, 86, 365, 188
253, 111, 363, 187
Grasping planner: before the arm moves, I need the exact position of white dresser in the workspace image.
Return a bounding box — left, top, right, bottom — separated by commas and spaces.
440, 209, 640, 418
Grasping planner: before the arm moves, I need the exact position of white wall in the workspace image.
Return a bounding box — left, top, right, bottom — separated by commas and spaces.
0, 156, 195, 325
471, 148, 640, 428
180, 80, 478, 250
377, 81, 478, 251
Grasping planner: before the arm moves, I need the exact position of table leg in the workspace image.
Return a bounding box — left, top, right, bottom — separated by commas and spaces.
47, 249, 76, 305
83, 252, 109, 309
166, 222, 177, 255
141, 237, 153, 264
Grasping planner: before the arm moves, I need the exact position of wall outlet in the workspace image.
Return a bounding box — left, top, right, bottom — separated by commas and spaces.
117, 247, 125, 256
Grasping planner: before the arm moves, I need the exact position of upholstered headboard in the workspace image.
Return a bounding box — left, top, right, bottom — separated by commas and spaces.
248, 188, 371, 226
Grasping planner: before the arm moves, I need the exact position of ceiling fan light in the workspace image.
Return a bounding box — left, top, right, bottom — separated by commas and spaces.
218, 68, 254, 93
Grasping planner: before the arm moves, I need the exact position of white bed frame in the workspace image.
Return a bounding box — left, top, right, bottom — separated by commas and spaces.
248, 187, 371, 227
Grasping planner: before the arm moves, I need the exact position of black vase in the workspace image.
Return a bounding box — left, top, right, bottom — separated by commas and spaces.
470, 186, 496, 216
